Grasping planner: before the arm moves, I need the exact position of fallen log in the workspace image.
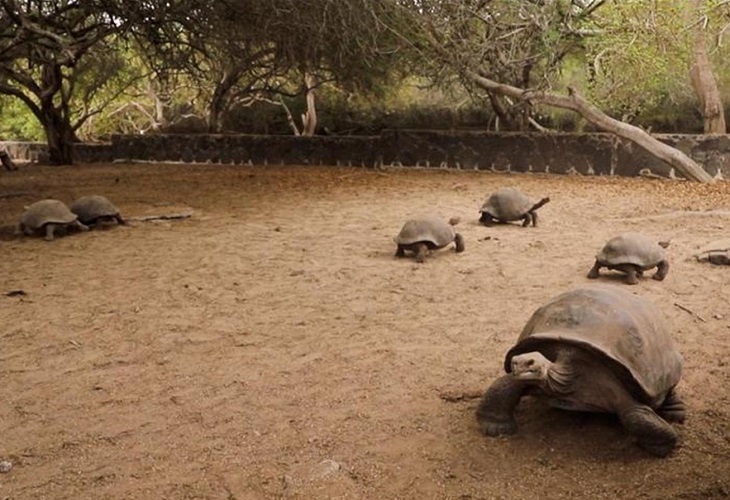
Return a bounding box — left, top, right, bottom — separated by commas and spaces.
127, 212, 193, 222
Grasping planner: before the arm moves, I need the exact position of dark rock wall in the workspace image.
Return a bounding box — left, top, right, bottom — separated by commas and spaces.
2, 131, 729, 179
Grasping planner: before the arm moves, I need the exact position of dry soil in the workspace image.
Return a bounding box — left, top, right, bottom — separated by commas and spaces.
1, 163, 729, 499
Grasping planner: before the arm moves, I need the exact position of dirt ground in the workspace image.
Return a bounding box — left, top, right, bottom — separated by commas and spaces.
1, 163, 729, 500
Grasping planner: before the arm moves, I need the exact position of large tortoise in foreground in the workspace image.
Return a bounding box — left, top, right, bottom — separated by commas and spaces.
394, 215, 465, 263
479, 187, 550, 227
18, 199, 89, 241
476, 285, 685, 457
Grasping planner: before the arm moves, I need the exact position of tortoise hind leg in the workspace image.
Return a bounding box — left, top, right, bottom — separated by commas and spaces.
657, 388, 685, 423
454, 233, 465, 253
521, 213, 533, 227
619, 404, 678, 457
587, 260, 602, 279
476, 375, 527, 436
530, 211, 539, 227
653, 260, 669, 281
74, 220, 89, 232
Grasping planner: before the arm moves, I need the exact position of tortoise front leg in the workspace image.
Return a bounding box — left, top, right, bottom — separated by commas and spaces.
395, 244, 406, 258
619, 404, 678, 457
653, 260, 669, 281
587, 260, 602, 279
44, 223, 57, 241
625, 266, 640, 285
454, 233, 465, 253
476, 375, 527, 436
479, 213, 495, 226
116, 215, 126, 226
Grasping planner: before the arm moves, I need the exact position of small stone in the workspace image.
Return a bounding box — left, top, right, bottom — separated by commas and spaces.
714, 313, 723, 320
310, 459, 340, 479
0, 460, 12, 473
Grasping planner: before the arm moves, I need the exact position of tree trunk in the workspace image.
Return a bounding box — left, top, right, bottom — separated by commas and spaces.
688, 0, 726, 133
208, 68, 241, 133
466, 71, 714, 182
300, 72, 318, 136
39, 69, 74, 164
0, 149, 18, 170
36, 62, 74, 165
42, 103, 75, 165
487, 91, 528, 131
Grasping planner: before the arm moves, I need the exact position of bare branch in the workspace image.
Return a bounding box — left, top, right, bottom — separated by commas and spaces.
466, 70, 714, 182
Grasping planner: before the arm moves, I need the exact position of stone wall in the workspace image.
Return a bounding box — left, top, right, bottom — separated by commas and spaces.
3, 131, 729, 179
0, 141, 114, 164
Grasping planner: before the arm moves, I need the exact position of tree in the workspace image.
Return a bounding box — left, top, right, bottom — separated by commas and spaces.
0, 0, 127, 164
582, 0, 727, 133
395, 0, 607, 131
391, 0, 714, 182
131, 0, 408, 134
688, 0, 726, 133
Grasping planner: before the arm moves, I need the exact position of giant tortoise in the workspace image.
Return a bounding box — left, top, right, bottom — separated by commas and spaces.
394, 215, 465, 263
476, 285, 685, 457
18, 199, 89, 241
588, 232, 669, 284
479, 187, 550, 227
71, 195, 125, 227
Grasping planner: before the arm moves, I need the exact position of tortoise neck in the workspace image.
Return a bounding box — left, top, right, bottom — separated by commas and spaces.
546, 353, 575, 394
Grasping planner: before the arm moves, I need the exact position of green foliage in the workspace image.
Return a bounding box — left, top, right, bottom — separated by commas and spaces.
2, 0, 729, 143
0, 96, 45, 141
580, 0, 694, 119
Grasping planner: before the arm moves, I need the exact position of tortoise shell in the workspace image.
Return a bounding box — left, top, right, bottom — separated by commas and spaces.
71, 195, 121, 225
480, 188, 534, 221
596, 233, 666, 268
504, 285, 682, 405
20, 199, 78, 230
395, 215, 457, 248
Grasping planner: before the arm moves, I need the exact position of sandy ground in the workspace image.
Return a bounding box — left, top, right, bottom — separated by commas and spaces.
1, 163, 729, 500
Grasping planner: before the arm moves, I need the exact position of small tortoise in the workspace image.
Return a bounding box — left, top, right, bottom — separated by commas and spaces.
18, 199, 89, 241
588, 232, 669, 285
695, 239, 730, 266
479, 187, 550, 227
71, 195, 125, 227
476, 285, 685, 457
394, 215, 465, 263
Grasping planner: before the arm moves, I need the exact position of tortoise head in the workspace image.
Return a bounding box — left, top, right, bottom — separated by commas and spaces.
510, 352, 551, 381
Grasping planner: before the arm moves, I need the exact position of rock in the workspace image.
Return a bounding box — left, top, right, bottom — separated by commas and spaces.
310, 459, 340, 480
0, 460, 12, 473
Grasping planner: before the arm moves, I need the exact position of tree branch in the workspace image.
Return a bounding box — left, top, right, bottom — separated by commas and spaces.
466, 70, 714, 182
